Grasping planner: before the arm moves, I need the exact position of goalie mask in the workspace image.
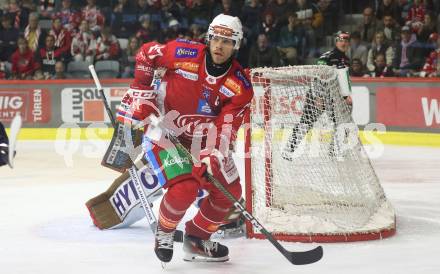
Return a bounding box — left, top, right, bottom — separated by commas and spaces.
207, 14, 243, 50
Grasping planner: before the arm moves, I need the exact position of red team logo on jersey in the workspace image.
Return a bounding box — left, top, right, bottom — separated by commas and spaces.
176, 114, 215, 137
147, 45, 165, 60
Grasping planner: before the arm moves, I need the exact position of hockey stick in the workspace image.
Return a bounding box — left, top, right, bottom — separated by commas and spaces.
88, 65, 183, 242
148, 115, 323, 265
7, 114, 22, 168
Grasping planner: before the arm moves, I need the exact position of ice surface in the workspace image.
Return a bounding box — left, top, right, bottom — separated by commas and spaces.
1, 141, 439, 274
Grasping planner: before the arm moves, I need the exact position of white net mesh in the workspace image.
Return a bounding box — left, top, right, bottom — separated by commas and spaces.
248, 66, 395, 238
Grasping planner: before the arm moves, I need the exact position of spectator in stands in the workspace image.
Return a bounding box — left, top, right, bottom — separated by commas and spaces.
188, 0, 212, 29
349, 58, 369, 77
405, 0, 426, 32
5, 0, 31, 30
392, 25, 424, 76
240, 0, 262, 44
48, 17, 72, 60
136, 14, 161, 43
38, 0, 55, 19
52, 60, 66, 79
53, 0, 81, 33
357, 6, 379, 45
420, 32, 440, 77
293, 0, 323, 57
265, 0, 294, 26
163, 18, 183, 42
24, 12, 44, 52
71, 19, 95, 63
120, 35, 140, 78
366, 31, 395, 72
0, 61, 7, 79
376, 0, 404, 25
134, 0, 151, 17
82, 0, 105, 33
370, 52, 395, 77
113, 0, 132, 14
416, 12, 437, 43
187, 23, 205, 43
0, 15, 19, 61
11, 36, 40, 79
346, 31, 368, 66
111, 0, 136, 38
378, 14, 401, 44
316, 0, 341, 36
277, 12, 304, 65
90, 26, 120, 62
258, 10, 280, 46
35, 34, 64, 79
160, 0, 185, 28
248, 33, 281, 68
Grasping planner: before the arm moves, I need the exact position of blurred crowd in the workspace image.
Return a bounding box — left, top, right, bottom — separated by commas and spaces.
1, 0, 440, 79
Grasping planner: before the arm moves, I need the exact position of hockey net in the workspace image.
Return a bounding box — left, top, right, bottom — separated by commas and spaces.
244, 66, 396, 242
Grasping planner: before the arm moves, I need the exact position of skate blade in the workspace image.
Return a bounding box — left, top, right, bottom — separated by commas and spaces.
183, 253, 229, 263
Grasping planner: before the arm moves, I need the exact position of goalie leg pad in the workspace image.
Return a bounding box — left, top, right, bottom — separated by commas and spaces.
86, 163, 163, 229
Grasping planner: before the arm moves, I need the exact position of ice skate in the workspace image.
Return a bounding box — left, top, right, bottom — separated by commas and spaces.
183, 234, 229, 262
154, 226, 175, 263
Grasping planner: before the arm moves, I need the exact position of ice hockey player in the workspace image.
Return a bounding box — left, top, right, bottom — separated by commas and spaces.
116, 14, 253, 263
283, 30, 353, 158
0, 121, 9, 167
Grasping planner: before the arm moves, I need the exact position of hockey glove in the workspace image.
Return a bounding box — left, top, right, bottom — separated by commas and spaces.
116, 88, 159, 129
192, 149, 240, 188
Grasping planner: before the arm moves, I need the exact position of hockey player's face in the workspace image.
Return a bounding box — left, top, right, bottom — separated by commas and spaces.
209, 36, 235, 64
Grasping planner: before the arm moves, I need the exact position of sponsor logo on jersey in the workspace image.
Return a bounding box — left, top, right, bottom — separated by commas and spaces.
159, 148, 192, 180
206, 75, 216, 84
175, 47, 198, 58
135, 64, 154, 74
176, 115, 215, 137
197, 99, 215, 115
235, 70, 251, 89
174, 62, 199, 72
219, 85, 235, 98
175, 69, 198, 81
224, 78, 241, 95
176, 38, 199, 45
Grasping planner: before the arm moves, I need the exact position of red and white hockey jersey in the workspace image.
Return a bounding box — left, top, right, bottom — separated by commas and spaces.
117, 39, 253, 152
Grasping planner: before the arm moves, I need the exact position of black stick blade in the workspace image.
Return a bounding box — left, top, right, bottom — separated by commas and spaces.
286, 246, 323, 265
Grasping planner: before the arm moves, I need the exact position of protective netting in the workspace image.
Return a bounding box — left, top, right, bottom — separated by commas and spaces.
247, 66, 395, 240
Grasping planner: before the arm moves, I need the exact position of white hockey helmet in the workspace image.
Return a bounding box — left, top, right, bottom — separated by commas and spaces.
207, 14, 243, 50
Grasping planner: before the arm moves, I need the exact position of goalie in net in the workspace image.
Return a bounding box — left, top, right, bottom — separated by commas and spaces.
246, 31, 396, 242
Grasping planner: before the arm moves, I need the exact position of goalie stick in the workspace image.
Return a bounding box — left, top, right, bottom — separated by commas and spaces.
88, 65, 183, 242
147, 115, 324, 265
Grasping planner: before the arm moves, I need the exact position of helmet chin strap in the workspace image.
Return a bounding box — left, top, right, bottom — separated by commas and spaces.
205, 48, 234, 77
